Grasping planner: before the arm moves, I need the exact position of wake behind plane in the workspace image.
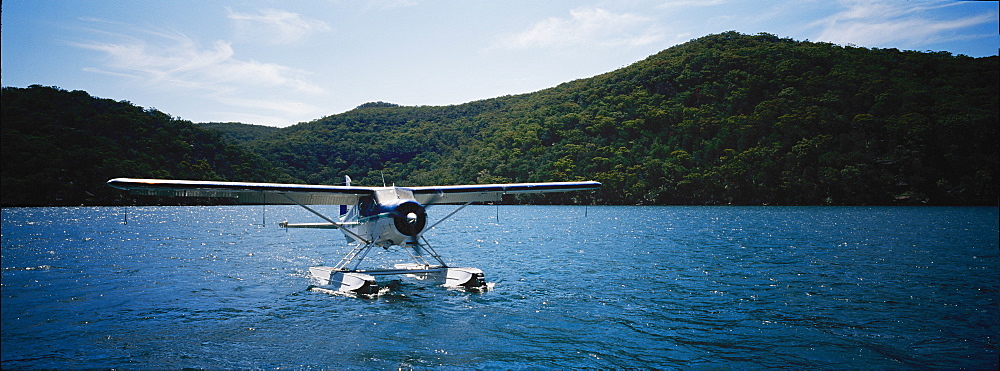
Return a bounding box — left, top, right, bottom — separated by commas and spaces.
107, 177, 601, 294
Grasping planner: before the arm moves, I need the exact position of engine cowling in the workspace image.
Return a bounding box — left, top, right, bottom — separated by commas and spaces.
376, 200, 427, 245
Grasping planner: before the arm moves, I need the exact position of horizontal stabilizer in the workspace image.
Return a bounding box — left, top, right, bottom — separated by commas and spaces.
278, 222, 344, 229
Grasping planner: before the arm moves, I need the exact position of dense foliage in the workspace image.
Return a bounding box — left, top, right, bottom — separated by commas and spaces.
199, 122, 279, 146
251, 32, 997, 205
3, 32, 997, 206
1, 86, 285, 206
249, 98, 514, 187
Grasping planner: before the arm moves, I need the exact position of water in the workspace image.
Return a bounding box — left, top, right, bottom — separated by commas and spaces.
2, 205, 997, 369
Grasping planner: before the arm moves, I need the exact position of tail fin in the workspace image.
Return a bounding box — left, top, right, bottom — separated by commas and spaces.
340, 175, 354, 220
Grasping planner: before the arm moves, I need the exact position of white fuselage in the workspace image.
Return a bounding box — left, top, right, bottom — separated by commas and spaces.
339, 186, 427, 247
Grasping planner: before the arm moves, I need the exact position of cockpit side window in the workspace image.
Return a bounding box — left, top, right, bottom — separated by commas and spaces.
359, 196, 377, 216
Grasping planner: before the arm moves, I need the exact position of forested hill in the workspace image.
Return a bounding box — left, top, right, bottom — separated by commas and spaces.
2, 32, 997, 206
251, 32, 997, 205
199, 122, 280, 146
1, 86, 288, 206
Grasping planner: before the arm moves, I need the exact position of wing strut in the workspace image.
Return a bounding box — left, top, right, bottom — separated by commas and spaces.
424, 200, 475, 233
278, 193, 372, 245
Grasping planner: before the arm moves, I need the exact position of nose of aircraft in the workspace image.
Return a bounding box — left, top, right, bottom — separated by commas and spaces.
389, 201, 427, 237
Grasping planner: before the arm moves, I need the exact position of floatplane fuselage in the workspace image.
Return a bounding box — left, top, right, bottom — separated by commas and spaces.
108, 176, 600, 295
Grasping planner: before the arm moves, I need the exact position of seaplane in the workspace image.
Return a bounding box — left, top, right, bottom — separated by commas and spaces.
107, 177, 601, 295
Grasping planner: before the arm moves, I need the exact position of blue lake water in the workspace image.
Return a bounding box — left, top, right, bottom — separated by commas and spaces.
2, 205, 997, 369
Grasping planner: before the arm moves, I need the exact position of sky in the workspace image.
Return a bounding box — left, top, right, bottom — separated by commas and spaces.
2, 1, 997, 127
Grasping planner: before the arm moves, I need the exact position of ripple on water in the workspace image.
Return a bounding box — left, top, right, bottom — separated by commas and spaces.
1, 206, 997, 369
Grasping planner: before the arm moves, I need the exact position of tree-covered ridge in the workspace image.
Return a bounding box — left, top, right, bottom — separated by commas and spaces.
1, 85, 285, 206
251, 32, 997, 205
2, 32, 997, 206
474, 32, 998, 204
198, 122, 280, 146
250, 96, 520, 187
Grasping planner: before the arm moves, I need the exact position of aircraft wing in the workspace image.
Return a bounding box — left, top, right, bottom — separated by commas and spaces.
408, 181, 602, 204
107, 178, 374, 205
108, 178, 601, 205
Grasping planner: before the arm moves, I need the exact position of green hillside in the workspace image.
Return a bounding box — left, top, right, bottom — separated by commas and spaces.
251, 32, 998, 205
1, 86, 287, 206
199, 122, 280, 146
2, 32, 997, 206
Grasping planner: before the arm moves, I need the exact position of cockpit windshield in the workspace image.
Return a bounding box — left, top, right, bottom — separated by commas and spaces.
374, 187, 414, 204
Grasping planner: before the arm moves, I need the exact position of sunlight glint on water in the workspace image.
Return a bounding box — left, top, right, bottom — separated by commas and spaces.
2, 206, 997, 368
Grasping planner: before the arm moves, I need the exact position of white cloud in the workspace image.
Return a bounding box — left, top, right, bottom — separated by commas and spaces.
213, 96, 324, 123
364, 0, 419, 10
811, 1, 997, 48
495, 7, 665, 50
226, 8, 331, 45
655, 0, 726, 11
71, 19, 326, 125
74, 25, 322, 93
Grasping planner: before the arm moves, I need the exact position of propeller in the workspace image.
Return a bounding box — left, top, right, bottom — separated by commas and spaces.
390, 201, 427, 237
393, 193, 447, 254
374, 192, 458, 256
